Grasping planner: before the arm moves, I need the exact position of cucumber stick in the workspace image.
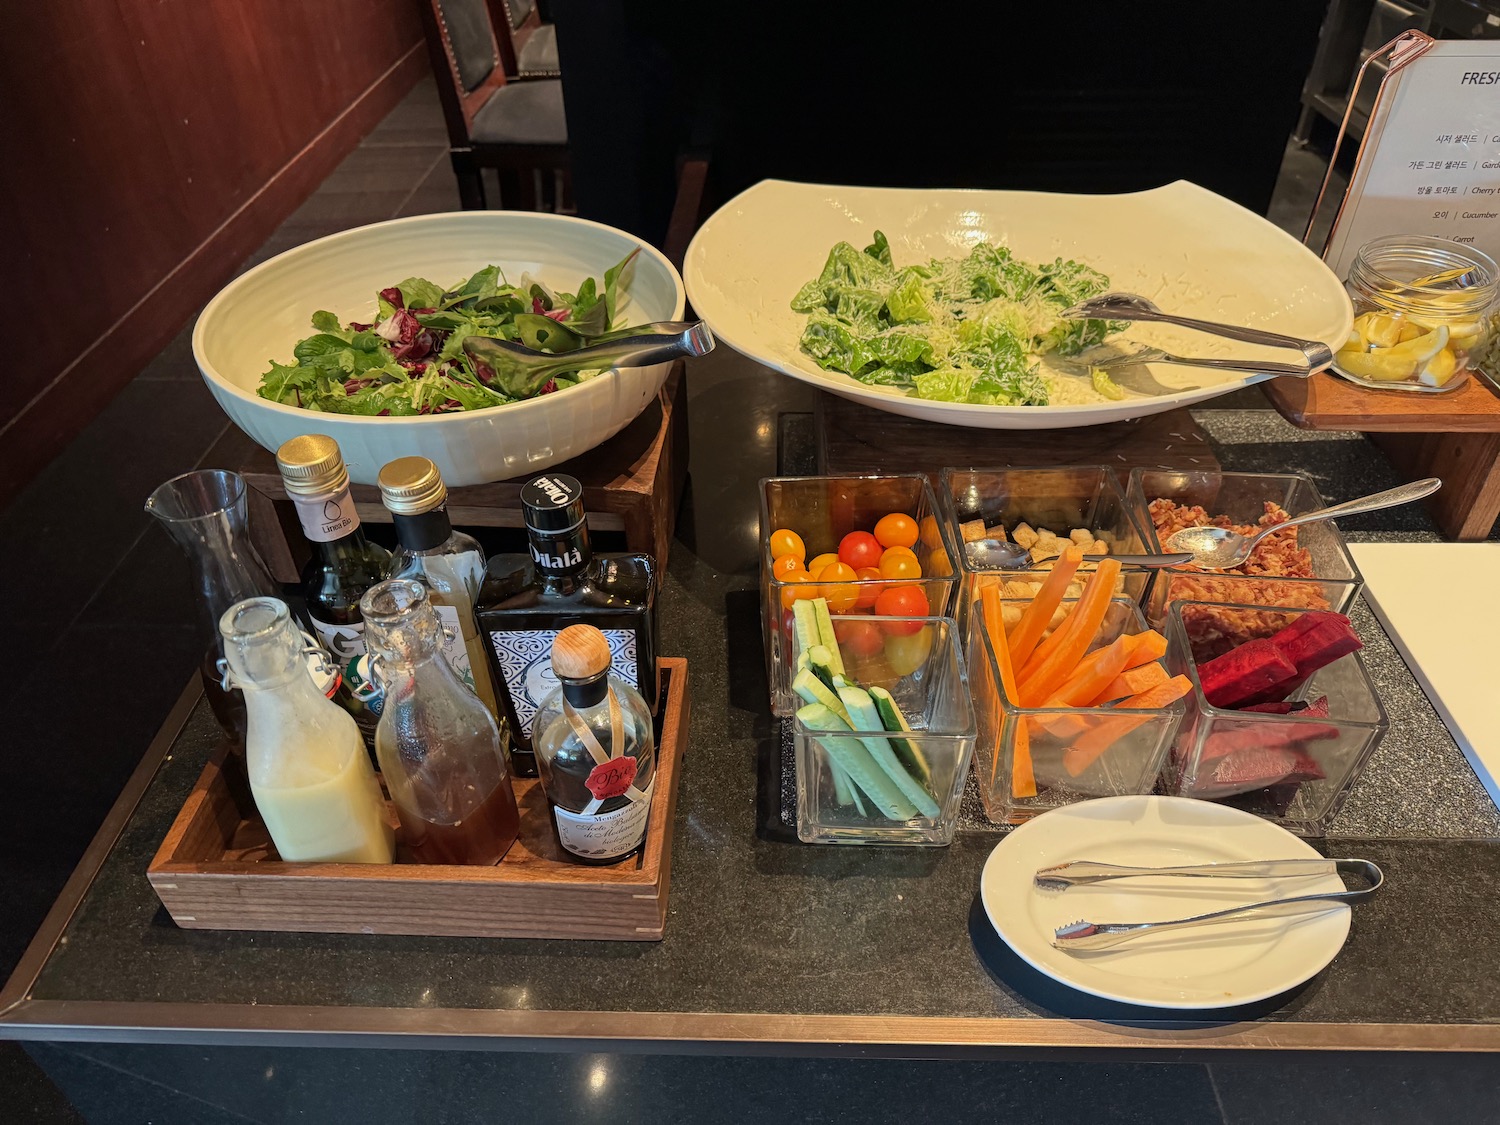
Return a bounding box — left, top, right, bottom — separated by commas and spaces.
812, 598, 845, 675
791, 600, 821, 659
793, 667, 852, 725
807, 645, 840, 694
869, 686, 933, 789
836, 685, 941, 819
796, 703, 918, 820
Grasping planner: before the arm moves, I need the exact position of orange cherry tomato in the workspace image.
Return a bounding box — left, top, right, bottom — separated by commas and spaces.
808, 552, 841, 576
771, 554, 806, 580
853, 565, 884, 610
779, 570, 815, 609
838, 530, 883, 571
878, 546, 923, 581
816, 561, 859, 613
769, 529, 805, 564
874, 512, 919, 550
875, 584, 928, 634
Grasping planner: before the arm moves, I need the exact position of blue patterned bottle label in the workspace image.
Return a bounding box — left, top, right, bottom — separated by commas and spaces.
488, 628, 636, 736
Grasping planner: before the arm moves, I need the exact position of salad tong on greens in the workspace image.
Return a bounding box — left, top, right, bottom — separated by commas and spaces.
791, 231, 1128, 406
257, 250, 640, 416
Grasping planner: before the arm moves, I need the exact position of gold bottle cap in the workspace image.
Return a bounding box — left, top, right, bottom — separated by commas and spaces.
378, 456, 447, 515
275, 434, 349, 498
552, 625, 612, 682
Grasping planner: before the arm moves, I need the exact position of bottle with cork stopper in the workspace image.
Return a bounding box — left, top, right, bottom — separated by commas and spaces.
531, 624, 656, 865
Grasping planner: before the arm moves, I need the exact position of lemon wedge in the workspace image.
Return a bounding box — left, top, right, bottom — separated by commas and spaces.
1353, 312, 1404, 348
1397, 321, 1426, 343
1419, 347, 1459, 388
1336, 347, 1418, 382
1389, 322, 1450, 363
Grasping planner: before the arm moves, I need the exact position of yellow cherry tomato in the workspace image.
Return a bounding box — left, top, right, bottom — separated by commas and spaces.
874, 512, 919, 550
808, 552, 841, 575
817, 561, 860, 613
769, 528, 805, 564
878, 546, 923, 581
884, 625, 934, 677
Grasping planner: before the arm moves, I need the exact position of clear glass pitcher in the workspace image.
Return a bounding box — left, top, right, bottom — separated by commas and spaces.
145, 469, 276, 739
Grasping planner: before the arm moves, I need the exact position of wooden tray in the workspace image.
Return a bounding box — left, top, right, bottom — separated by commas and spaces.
147, 659, 689, 941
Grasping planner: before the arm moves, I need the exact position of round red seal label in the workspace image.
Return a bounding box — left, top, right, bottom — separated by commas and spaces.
585, 756, 638, 800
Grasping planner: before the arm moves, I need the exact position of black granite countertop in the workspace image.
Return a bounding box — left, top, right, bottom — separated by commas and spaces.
4, 366, 1500, 1056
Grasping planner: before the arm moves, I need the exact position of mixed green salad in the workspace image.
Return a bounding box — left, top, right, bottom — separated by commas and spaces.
257, 251, 638, 415
791, 231, 1126, 406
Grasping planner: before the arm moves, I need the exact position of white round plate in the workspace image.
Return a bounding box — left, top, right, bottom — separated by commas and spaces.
979, 796, 1350, 1009
684, 179, 1352, 430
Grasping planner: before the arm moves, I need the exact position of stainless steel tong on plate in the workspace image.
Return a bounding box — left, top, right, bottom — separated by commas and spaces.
1035, 858, 1384, 952
1059, 292, 1334, 379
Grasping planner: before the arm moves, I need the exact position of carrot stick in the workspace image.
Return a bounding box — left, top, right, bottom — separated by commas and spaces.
1017, 559, 1122, 707
1004, 546, 1083, 669
1090, 661, 1170, 706
1061, 674, 1193, 776
1121, 629, 1167, 670
1048, 634, 1133, 708
982, 586, 1035, 799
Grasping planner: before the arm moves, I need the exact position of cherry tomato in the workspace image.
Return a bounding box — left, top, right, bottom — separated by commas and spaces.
878, 546, 923, 581
833, 618, 884, 659
779, 570, 815, 609
875, 584, 928, 634
771, 554, 805, 580
807, 552, 841, 576
816, 561, 859, 613
769, 528, 805, 564
919, 514, 944, 550
884, 626, 934, 676
853, 566, 884, 610
838, 530, 883, 571
874, 512, 919, 550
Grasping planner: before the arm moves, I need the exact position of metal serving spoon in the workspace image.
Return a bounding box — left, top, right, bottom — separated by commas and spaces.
1061, 291, 1335, 377
1052, 344, 1320, 380
463, 320, 714, 399
1165, 477, 1442, 570
962, 540, 1192, 570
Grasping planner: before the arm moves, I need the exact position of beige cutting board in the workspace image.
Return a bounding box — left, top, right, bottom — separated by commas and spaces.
1350, 542, 1500, 802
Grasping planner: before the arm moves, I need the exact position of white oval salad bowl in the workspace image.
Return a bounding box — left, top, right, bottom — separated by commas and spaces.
195, 211, 685, 486
684, 179, 1352, 429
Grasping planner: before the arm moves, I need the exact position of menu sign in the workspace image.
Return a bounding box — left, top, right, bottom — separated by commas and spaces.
1325, 40, 1500, 277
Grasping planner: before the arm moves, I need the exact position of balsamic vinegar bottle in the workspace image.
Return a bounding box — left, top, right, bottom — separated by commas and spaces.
475, 473, 658, 777
275, 434, 391, 739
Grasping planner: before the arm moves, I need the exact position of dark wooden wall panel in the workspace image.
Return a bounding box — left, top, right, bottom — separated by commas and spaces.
0, 0, 428, 504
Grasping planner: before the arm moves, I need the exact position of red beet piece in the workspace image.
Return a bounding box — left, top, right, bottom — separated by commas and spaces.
1271, 612, 1363, 679
1239, 701, 1303, 714
1196, 639, 1299, 709
1193, 746, 1327, 797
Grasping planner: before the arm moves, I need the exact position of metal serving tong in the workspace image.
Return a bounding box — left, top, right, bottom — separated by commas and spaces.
1059, 292, 1335, 379
1036, 858, 1384, 952
463, 320, 714, 399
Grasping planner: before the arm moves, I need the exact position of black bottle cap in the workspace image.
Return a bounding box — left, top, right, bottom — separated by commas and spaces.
521, 473, 585, 534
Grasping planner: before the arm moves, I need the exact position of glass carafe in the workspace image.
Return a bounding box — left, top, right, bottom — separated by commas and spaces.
362, 579, 520, 865
146, 469, 276, 740
220, 597, 393, 865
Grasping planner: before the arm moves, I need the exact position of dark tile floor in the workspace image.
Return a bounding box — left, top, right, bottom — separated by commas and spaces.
4, 77, 1485, 1125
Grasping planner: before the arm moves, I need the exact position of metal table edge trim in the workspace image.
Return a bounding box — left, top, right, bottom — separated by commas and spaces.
0, 677, 203, 1018
3, 680, 1499, 1058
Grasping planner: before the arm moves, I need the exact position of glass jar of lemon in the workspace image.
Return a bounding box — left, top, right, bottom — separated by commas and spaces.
1335, 235, 1499, 393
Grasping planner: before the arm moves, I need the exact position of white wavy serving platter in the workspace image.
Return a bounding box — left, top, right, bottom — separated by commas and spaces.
684, 180, 1352, 429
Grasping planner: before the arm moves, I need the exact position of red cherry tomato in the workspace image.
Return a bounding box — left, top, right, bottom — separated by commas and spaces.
833, 618, 884, 659
838, 531, 883, 571
875, 584, 928, 634
874, 513, 919, 550
769, 528, 805, 564
853, 566, 883, 610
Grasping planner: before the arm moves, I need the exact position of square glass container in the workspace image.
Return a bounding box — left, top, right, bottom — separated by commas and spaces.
761, 474, 959, 716
1163, 600, 1389, 836
792, 615, 975, 845
940, 466, 1153, 642
966, 596, 1186, 826
1129, 469, 1363, 630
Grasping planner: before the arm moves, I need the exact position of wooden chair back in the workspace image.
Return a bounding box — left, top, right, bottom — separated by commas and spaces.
417, 0, 509, 146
